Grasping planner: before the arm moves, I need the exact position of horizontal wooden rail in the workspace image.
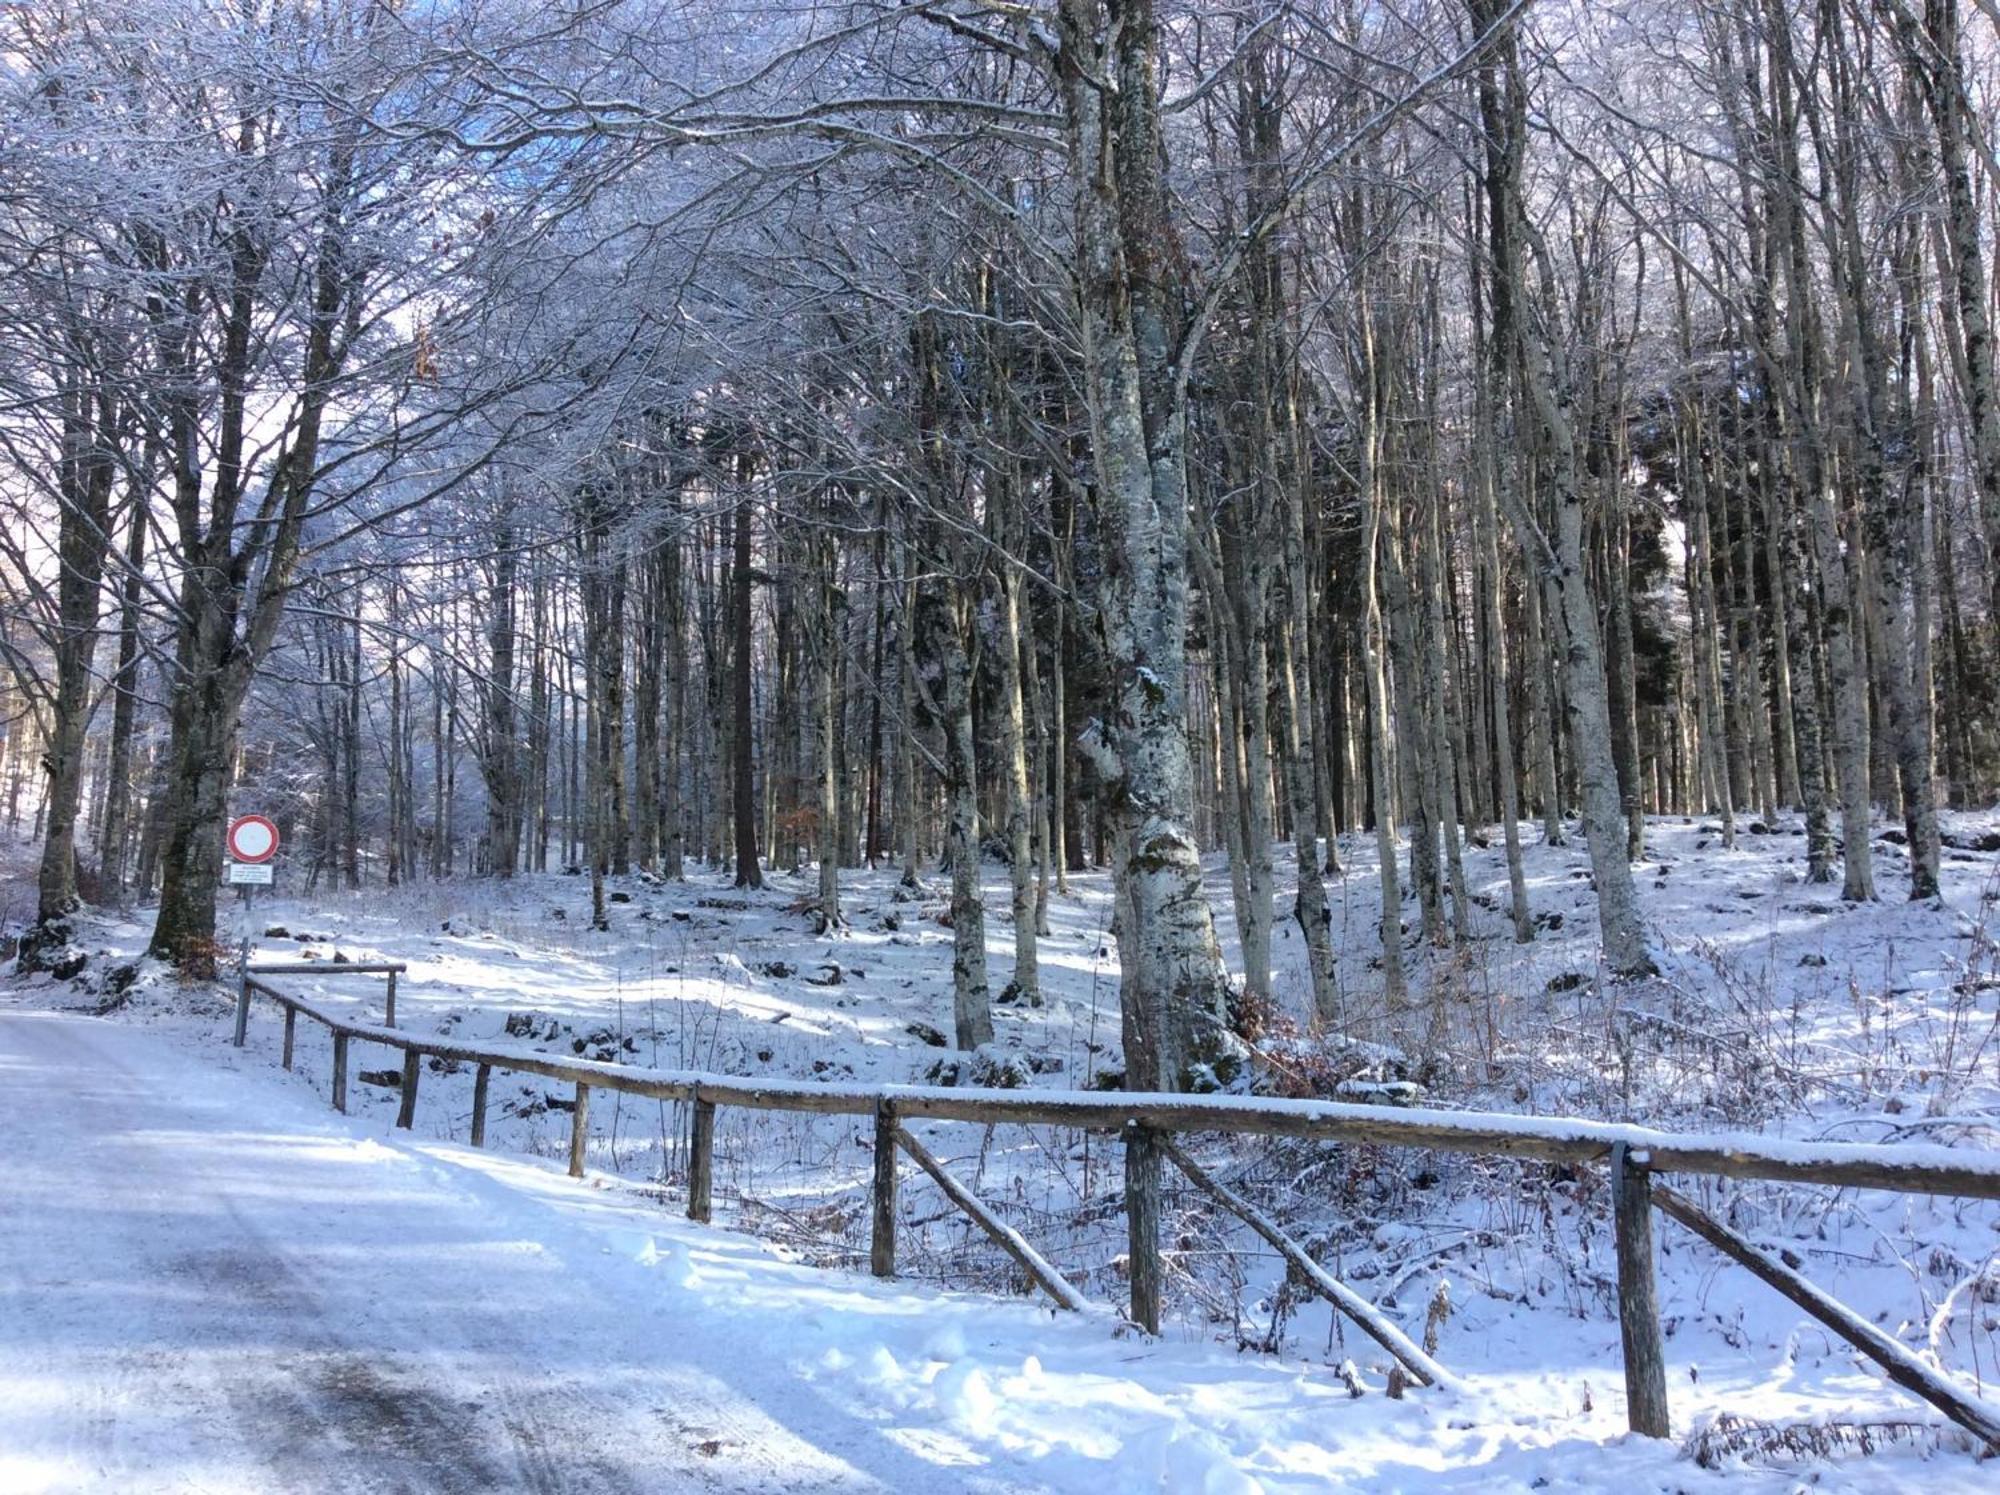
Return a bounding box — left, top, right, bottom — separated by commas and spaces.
247, 961, 409, 975
232, 971, 2000, 1444
238, 961, 406, 1036
236, 978, 2000, 1201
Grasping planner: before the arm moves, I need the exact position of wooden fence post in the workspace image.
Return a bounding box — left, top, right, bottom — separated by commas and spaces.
568, 1082, 590, 1178
396, 1050, 421, 1130
871, 1099, 898, 1278
384, 969, 398, 1029
331, 1032, 349, 1114
470, 1063, 491, 1148
1126, 1123, 1162, 1336
281, 1007, 297, 1071
1611, 1142, 1670, 1438
688, 1091, 716, 1224
232, 974, 251, 1047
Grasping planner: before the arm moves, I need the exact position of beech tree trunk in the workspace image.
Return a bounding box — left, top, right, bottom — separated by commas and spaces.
1058, 0, 1244, 1090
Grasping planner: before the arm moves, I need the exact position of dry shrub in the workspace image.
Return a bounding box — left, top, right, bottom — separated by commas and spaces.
175, 935, 232, 984
1684, 1413, 1951, 1470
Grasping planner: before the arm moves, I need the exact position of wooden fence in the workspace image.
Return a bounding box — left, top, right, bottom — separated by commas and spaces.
234, 963, 2000, 1450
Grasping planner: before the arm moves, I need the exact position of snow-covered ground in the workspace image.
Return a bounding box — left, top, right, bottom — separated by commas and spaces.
5, 812, 1999, 1489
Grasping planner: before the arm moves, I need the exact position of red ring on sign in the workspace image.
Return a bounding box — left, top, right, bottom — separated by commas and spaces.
227, 814, 280, 864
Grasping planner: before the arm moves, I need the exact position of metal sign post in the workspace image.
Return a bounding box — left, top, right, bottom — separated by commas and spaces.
227, 816, 279, 1046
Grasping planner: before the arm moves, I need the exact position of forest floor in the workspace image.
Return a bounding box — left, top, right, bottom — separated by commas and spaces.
4, 811, 2000, 1490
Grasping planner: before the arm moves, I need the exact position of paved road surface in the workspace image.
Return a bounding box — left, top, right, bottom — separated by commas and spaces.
0, 1010, 956, 1494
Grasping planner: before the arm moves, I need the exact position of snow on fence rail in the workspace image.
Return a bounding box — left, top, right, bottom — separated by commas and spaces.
235, 964, 2000, 1451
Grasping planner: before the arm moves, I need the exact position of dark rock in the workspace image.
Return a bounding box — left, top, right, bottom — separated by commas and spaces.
759, 961, 796, 980
14, 917, 77, 975
502, 1012, 560, 1042
971, 1051, 1031, 1089
1798, 953, 1828, 967
1942, 830, 2000, 853
1183, 1024, 1249, 1092
921, 1050, 1029, 1089
906, 1021, 949, 1048
359, 1069, 402, 1089
996, 980, 1043, 1009
263, 926, 291, 939
52, 950, 88, 982
805, 963, 843, 987
608, 891, 633, 904
1545, 971, 1587, 994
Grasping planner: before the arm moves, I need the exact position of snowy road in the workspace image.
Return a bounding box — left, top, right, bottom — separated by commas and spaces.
0, 1011, 963, 1494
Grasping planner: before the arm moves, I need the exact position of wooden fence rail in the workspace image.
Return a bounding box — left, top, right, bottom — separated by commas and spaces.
232, 965, 2000, 1452
237, 960, 406, 1038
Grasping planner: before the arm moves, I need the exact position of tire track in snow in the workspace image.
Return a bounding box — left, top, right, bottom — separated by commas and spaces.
0, 1012, 892, 1493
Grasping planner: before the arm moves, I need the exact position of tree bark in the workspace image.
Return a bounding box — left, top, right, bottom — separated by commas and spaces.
731, 487, 763, 889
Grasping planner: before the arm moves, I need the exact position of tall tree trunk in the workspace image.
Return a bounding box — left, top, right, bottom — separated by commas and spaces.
98, 473, 150, 904
1474, 0, 1651, 975
997, 569, 1038, 1002
484, 525, 521, 877
814, 524, 842, 931
1469, 243, 1533, 941
29, 372, 119, 951
1057, 0, 1245, 1089
731, 490, 763, 889
1356, 299, 1409, 1020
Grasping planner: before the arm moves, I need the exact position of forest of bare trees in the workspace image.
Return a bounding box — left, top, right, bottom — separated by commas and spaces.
4, 0, 1998, 1084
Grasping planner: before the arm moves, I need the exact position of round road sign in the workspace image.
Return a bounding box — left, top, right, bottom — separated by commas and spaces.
227, 814, 280, 864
